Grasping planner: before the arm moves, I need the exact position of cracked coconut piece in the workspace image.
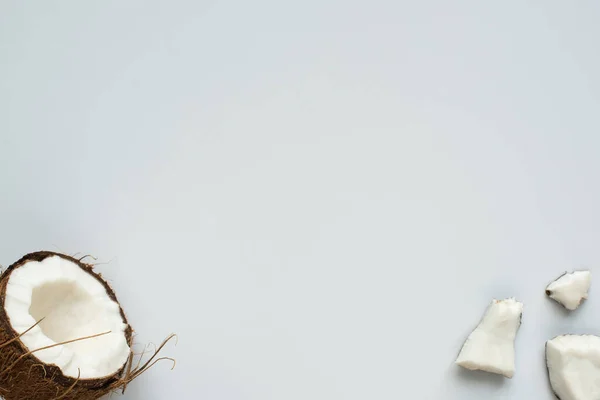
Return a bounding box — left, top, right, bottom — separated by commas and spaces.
546, 335, 600, 400
455, 298, 523, 378
545, 270, 591, 311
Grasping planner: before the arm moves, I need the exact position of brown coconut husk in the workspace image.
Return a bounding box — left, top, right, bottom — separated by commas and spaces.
0, 251, 175, 400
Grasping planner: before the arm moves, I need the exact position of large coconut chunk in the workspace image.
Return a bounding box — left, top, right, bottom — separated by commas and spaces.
0, 252, 131, 381
545, 271, 591, 311
455, 298, 523, 378
3, 254, 131, 379
546, 335, 600, 400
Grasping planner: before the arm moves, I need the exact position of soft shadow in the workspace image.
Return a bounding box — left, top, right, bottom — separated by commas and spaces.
547, 299, 572, 317
452, 366, 506, 388
545, 295, 587, 317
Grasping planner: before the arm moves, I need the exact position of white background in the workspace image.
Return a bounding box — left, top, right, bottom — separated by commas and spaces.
1, 1, 600, 399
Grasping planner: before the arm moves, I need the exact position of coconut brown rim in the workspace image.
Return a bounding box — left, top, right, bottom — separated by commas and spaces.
0, 251, 134, 400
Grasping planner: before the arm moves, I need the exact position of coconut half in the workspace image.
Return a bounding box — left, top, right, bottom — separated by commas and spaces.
546, 335, 600, 400
455, 298, 523, 378
0, 251, 133, 400
545, 271, 591, 311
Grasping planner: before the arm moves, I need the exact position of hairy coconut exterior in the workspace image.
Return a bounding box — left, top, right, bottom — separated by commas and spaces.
0, 251, 133, 400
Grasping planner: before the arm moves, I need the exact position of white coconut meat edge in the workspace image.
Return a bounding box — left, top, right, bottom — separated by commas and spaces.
546, 270, 591, 311
546, 335, 600, 400
455, 298, 523, 378
3, 256, 130, 379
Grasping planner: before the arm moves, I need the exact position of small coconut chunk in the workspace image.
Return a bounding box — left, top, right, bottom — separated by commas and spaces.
455, 298, 523, 378
546, 335, 600, 400
545, 270, 591, 311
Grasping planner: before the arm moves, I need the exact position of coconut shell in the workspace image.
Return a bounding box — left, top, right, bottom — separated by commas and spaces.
0, 251, 133, 400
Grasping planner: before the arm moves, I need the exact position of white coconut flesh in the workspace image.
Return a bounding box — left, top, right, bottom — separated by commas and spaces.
546, 271, 591, 311
455, 298, 523, 378
546, 335, 600, 400
3, 256, 130, 379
